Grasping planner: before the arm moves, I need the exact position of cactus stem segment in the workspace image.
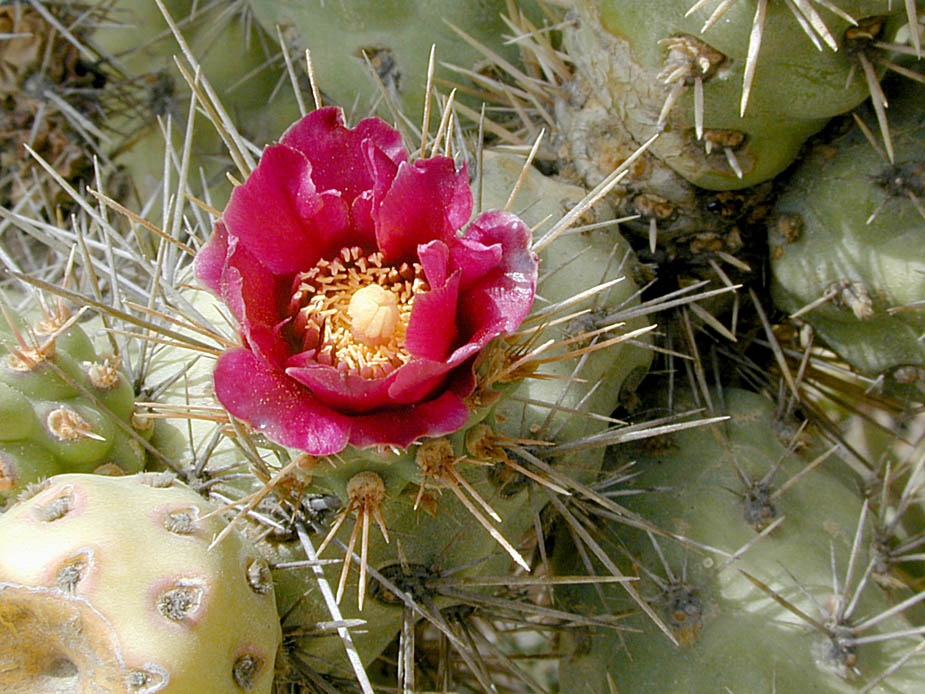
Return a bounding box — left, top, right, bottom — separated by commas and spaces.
688, 0, 848, 116
1, 302, 51, 370
656, 34, 727, 133
46, 406, 104, 442
465, 424, 569, 495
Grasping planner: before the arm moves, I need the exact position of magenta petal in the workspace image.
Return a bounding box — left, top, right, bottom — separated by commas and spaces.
281, 107, 407, 204
349, 193, 376, 249
375, 158, 472, 262
217, 238, 290, 366
387, 358, 453, 403
214, 349, 350, 455
284, 360, 395, 414
405, 269, 460, 360
417, 240, 450, 287
194, 223, 229, 294
219, 236, 276, 326
223, 145, 351, 274
347, 391, 471, 449
454, 211, 538, 347
447, 236, 503, 290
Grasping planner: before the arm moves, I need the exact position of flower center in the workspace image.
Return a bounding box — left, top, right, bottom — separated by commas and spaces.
288, 246, 428, 379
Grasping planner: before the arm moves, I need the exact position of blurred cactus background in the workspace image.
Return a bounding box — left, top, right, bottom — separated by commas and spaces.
0, 1, 923, 693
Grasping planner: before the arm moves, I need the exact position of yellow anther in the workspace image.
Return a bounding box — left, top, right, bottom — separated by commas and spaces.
348, 284, 400, 346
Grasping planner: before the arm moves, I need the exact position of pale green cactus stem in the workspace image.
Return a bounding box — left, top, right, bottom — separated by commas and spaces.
245, 0, 544, 120
555, 388, 925, 694
769, 77, 925, 399
92, 0, 298, 207
0, 472, 282, 694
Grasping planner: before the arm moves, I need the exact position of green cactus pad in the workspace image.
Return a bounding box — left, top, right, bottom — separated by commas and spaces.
0, 304, 153, 503
564, 0, 907, 190
246, 0, 544, 120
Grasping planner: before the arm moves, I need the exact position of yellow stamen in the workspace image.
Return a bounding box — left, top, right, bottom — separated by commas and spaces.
288, 247, 428, 378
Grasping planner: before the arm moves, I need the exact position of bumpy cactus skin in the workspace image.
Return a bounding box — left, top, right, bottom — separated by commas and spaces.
479, 150, 652, 485
0, 472, 281, 693
565, 0, 906, 191
246, 0, 542, 118
91, 0, 298, 207
556, 389, 925, 693
770, 79, 925, 398
0, 308, 152, 504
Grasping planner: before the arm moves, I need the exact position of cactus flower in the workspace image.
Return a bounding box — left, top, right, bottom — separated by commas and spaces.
195, 107, 538, 454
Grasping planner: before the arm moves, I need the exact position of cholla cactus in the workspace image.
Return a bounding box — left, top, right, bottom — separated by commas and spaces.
0, 1, 923, 693
554, 0, 920, 252
555, 388, 925, 693
187, 99, 654, 678
246, 0, 545, 119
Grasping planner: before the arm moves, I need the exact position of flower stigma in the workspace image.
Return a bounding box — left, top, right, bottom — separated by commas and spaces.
348, 284, 399, 346
287, 246, 429, 379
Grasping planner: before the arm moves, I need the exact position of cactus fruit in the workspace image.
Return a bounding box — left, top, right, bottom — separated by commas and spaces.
0, 299, 153, 503
769, 77, 925, 399
0, 472, 281, 693
555, 388, 925, 693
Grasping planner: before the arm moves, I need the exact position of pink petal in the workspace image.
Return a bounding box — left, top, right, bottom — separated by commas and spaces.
214, 348, 350, 455
347, 390, 472, 449
387, 358, 453, 403
218, 236, 290, 366
284, 359, 396, 414
374, 158, 472, 262
453, 211, 538, 349
405, 267, 460, 361
194, 223, 229, 294
223, 145, 351, 274
417, 239, 450, 287
281, 107, 407, 204
447, 236, 503, 290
